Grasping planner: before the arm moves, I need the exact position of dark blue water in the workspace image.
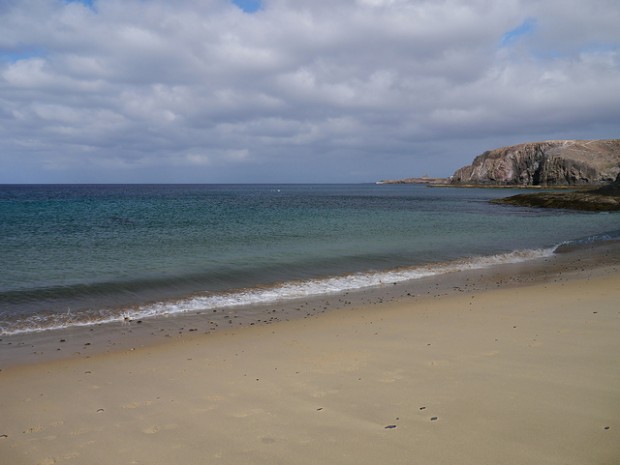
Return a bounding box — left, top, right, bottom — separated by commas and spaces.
1, 184, 618, 334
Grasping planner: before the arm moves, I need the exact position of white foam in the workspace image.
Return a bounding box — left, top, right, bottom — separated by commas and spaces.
123, 247, 555, 320
0, 247, 554, 336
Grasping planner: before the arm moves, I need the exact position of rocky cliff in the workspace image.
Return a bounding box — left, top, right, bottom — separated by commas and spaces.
451, 139, 620, 186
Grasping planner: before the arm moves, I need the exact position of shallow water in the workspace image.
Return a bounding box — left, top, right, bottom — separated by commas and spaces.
1, 183, 619, 334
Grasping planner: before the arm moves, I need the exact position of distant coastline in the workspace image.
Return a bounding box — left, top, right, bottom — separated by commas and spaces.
376, 176, 449, 185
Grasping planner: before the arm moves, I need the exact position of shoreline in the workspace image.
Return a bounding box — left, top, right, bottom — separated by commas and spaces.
1, 242, 619, 464
0, 245, 556, 339
1, 240, 619, 369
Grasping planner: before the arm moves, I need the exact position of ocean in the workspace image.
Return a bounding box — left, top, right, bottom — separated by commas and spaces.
1, 183, 619, 336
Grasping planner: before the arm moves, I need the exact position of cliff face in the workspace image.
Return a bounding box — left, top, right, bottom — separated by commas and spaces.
451, 140, 620, 186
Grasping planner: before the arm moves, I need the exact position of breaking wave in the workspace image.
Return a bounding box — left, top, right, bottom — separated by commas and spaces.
0, 247, 554, 336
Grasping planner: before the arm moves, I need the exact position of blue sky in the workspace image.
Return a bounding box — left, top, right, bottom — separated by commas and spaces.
0, 49, 44, 63
233, 0, 262, 13
67, 0, 261, 13
0, 0, 619, 183
501, 18, 536, 46
65, 0, 95, 8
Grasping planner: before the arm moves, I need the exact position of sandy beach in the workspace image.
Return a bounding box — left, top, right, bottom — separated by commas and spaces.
1, 247, 619, 464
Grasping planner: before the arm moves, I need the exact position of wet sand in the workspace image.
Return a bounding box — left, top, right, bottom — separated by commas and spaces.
2, 241, 619, 369
1, 243, 619, 464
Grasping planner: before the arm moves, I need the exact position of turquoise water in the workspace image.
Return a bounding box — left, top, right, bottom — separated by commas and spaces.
1, 184, 619, 334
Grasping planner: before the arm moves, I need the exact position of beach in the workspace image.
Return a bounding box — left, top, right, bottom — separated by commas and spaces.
1, 243, 619, 464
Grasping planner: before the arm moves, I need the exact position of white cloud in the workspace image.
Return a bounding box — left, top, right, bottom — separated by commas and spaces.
0, 0, 618, 182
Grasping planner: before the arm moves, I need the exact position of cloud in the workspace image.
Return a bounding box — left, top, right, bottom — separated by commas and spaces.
0, 0, 619, 183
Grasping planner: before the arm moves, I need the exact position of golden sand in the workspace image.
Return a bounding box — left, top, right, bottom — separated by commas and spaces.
1, 266, 619, 464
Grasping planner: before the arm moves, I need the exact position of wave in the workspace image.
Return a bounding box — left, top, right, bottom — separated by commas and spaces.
0, 246, 554, 336
553, 229, 620, 253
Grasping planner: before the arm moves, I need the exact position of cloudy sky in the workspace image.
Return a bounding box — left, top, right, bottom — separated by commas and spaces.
1, 0, 619, 183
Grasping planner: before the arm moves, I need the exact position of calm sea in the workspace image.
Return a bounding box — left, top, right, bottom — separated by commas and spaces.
1, 184, 619, 335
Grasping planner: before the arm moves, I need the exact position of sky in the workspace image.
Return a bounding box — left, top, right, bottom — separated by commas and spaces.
1, 0, 619, 183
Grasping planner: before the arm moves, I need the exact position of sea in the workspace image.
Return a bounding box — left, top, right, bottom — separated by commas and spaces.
1, 183, 619, 336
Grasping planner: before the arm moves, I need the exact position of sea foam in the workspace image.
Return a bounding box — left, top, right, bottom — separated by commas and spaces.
134, 247, 554, 316
0, 247, 554, 336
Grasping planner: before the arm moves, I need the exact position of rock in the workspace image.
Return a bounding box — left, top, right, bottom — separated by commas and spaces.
492, 173, 620, 211
594, 172, 620, 195
451, 140, 620, 186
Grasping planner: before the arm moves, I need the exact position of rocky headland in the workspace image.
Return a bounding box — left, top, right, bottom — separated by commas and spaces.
377, 138, 620, 210
450, 139, 620, 186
